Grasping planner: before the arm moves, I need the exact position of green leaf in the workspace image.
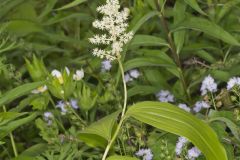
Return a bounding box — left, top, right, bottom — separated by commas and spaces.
130, 11, 159, 33
130, 35, 169, 47
107, 155, 138, 160
124, 56, 176, 71
80, 110, 120, 140
126, 101, 227, 160
5, 20, 43, 36
173, 16, 239, 46
21, 143, 48, 157
184, 0, 206, 15
78, 133, 107, 148
55, 0, 87, 11
0, 112, 27, 126
217, 0, 240, 22
128, 85, 159, 98
0, 112, 38, 138
0, 81, 45, 108
173, 1, 187, 54
78, 111, 120, 148
209, 117, 240, 142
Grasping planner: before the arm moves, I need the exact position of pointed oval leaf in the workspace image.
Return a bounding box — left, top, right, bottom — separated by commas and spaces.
80, 110, 120, 140
184, 0, 206, 15
173, 17, 239, 46
0, 81, 45, 108
126, 101, 227, 160
55, 0, 87, 11
130, 34, 169, 47
130, 11, 159, 33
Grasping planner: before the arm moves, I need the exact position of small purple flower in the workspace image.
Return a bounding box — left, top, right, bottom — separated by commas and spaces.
175, 137, 188, 155
101, 60, 112, 72
178, 103, 191, 112
156, 90, 174, 102
129, 69, 140, 79
187, 147, 201, 160
200, 75, 217, 95
135, 148, 153, 160
43, 112, 53, 125
193, 101, 210, 113
70, 99, 79, 109
56, 101, 67, 114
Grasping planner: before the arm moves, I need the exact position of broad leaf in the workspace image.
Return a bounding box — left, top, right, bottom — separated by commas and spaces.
130, 35, 169, 47
80, 110, 120, 140
173, 1, 187, 54
0, 112, 38, 138
126, 101, 227, 160
0, 81, 45, 108
184, 0, 206, 15
55, 0, 87, 11
130, 11, 159, 33
20, 143, 48, 157
0, 112, 27, 126
78, 111, 120, 148
173, 16, 239, 46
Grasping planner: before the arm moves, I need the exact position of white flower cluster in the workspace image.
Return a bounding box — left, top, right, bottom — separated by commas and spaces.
200, 75, 217, 95
178, 103, 191, 112
43, 112, 53, 125
32, 85, 48, 94
56, 99, 79, 115
227, 77, 240, 90
135, 148, 153, 160
156, 90, 174, 103
124, 69, 140, 83
175, 137, 201, 160
193, 101, 210, 113
51, 68, 84, 84
89, 0, 133, 60
187, 147, 201, 160
101, 60, 112, 72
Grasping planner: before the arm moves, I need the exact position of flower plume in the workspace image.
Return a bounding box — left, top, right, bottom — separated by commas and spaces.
89, 0, 133, 61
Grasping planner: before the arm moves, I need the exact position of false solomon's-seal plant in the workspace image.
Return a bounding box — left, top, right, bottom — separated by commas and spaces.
89, 0, 133, 159
86, 0, 227, 160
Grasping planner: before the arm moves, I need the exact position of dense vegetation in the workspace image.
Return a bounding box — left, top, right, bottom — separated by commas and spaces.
0, 0, 240, 160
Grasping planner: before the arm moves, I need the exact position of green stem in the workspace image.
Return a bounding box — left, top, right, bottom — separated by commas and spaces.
3, 106, 18, 157
155, 0, 191, 103
210, 93, 217, 110
68, 105, 87, 127
102, 57, 128, 160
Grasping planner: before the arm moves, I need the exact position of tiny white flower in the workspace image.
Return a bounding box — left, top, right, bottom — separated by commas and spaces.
73, 69, 84, 81
89, 0, 133, 60
51, 69, 64, 84
156, 90, 174, 102
129, 69, 140, 79
227, 77, 240, 90
200, 75, 217, 95
65, 67, 70, 75
193, 101, 210, 113
175, 137, 188, 156
187, 147, 201, 160
32, 85, 48, 94
178, 103, 191, 112
101, 60, 112, 72
124, 73, 133, 83
135, 148, 153, 160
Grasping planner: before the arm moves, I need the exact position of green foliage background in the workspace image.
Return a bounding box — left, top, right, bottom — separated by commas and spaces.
0, 0, 240, 160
